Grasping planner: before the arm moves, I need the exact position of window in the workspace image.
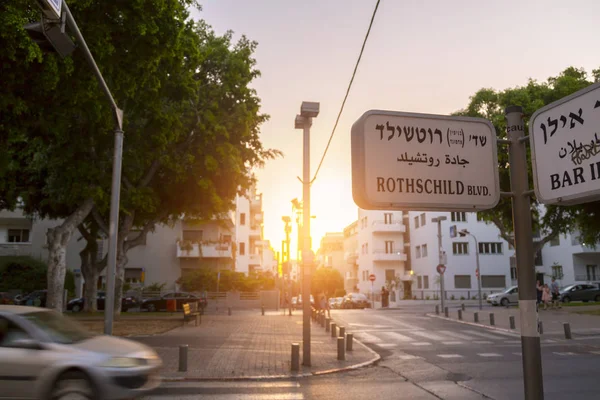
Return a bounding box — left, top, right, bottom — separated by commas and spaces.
481, 275, 506, 288
534, 250, 543, 266
552, 265, 564, 280
7, 229, 30, 243
414, 216, 420, 228
452, 242, 469, 255
421, 244, 428, 257
365, 243, 368, 254
385, 241, 394, 254
423, 275, 429, 289
415, 245, 421, 259
454, 275, 472, 289
586, 265, 597, 281
384, 213, 392, 224
478, 242, 503, 255
385, 269, 395, 282
451, 212, 467, 222
420, 213, 426, 226
510, 266, 517, 281
550, 236, 560, 246
0, 317, 32, 347
240, 213, 246, 225
182, 230, 203, 242
417, 276, 423, 289
239, 242, 245, 255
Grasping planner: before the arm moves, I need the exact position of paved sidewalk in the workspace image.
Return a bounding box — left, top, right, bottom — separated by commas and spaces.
132, 309, 378, 380
429, 304, 600, 337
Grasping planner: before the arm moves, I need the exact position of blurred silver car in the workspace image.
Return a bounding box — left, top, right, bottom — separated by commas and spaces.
0, 305, 161, 399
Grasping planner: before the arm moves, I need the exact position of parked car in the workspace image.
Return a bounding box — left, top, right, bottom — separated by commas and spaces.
560, 284, 600, 303
487, 286, 519, 306
329, 297, 344, 309
0, 305, 161, 399
0, 293, 14, 305
296, 294, 314, 308
140, 292, 206, 312
290, 296, 298, 310
17, 290, 47, 308
341, 293, 371, 309
67, 291, 138, 313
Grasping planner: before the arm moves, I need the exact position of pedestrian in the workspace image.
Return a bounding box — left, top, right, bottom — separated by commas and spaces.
319, 293, 330, 318
541, 284, 551, 310
550, 277, 562, 309
381, 286, 389, 308
536, 280, 543, 306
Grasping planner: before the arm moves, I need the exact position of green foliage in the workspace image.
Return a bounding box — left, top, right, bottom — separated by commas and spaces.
460, 296, 465, 300
450, 295, 455, 300
177, 268, 275, 292
426, 295, 430, 300
144, 282, 167, 292
0, 256, 73, 295
334, 288, 346, 298
310, 267, 345, 298
455, 67, 600, 246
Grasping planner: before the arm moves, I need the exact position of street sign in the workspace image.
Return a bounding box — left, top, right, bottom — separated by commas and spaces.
436, 264, 446, 275
475, 268, 479, 278
369, 274, 376, 282
529, 82, 600, 205
449, 225, 457, 238
41, 0, 62, 19
351, 110, 499, 211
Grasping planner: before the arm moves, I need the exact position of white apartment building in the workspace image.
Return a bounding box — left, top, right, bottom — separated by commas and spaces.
354, 209, 411, 295
0, 187, 276, 295
343, 221, 359, 294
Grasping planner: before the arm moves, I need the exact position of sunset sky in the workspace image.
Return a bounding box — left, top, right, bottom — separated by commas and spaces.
193, 0, 600, 258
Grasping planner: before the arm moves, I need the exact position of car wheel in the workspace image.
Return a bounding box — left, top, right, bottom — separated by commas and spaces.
71, 304, 81, 313
147, 303, 156, 312
500, 298, 509, 307
562, 296, 570, 304
50, 371, 95, 400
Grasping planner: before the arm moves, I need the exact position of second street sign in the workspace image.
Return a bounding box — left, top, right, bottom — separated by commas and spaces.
351, 110, 499, 211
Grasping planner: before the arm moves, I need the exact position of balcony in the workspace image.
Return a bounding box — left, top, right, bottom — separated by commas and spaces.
371, 220, 405, 234
250, 195, 262, 212
249, 253, 261, 265
575, 274, 600, 282
201, 242, 233, 258
345, 251, 358, 264
372, 250, 407, 262
249, 226, 261, 239
176, 243, 201, 258
0, 243, 33, 257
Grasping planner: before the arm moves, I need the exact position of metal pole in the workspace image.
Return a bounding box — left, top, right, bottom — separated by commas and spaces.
302, 120, 312, 366
506, 106, 544, 399
437, 220, 445, 312
472, 233, 483, 310
63, 1, 124, 336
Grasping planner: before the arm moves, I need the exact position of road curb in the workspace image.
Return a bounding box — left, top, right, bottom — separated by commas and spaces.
426, 313, 521, 335
160, 336, 380, 382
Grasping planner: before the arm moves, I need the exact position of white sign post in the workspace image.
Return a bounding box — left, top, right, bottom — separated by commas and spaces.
351, 110, 499, 211
529, 82, 600, 205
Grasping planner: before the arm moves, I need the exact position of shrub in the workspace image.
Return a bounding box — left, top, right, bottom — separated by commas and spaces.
412, 295, 417, 300
450, 295, 455, 300
0, 256, 74, 296
425, 296, 430, 300
460, 296, 465, 300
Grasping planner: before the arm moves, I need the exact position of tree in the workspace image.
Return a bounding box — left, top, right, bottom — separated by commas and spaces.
455, 67, 600, 252
311, 267, 345, 298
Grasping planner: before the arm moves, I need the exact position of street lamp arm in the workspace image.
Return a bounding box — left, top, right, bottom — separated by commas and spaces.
63, 1, 123, 130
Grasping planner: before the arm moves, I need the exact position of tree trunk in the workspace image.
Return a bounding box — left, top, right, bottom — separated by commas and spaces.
46, 198, 94, 311
113, 250, 128, 317
80, 249, 99, 313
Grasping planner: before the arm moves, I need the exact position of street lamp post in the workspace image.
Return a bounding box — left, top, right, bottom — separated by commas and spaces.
460, 229, 483, 310
295, 101, 319, 367
432, 216, 447, 311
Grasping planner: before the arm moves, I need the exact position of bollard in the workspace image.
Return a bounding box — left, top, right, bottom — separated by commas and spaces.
178, 345, 188, 372
461, 303, 465, 311
339, 326, 346, 339
228, 307, 232, 316
337, 337, 345, 360
509, 315, 516, 329
538, 321, 543, 334
195, 313, 200, 326
564, 323, 572, 339
331, 323, 337, 338
325, 318, 331, 332
291, 343, 300, 371
458, 309, 462, 320
444, 307, 449, 317
289, 307, 292, 316
320, 313, 325, 327
261, 306, 265, 316
489, 313, 495, 326
346, 333, 354, 351
474, 312, 479, 323
435, 305, 439, 315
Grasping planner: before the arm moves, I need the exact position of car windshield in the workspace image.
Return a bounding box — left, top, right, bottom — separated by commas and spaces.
23, 310, 95, 344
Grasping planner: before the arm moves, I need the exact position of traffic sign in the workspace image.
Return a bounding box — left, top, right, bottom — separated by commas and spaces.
529, 82, 600, 205
369, 274, 376, 282
475, 268, 480, 278
42, 0, 62, 19
351, 110, 499, 211
436, 264, 446, 275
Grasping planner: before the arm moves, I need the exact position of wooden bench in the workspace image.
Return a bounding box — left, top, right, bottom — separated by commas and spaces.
182, 302, 200, 326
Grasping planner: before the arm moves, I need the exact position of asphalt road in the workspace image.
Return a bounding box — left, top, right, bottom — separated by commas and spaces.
142, 306, 600, 400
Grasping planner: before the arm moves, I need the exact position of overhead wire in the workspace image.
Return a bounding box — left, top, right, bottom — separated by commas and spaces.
310, 0, 382, 184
